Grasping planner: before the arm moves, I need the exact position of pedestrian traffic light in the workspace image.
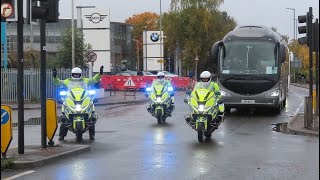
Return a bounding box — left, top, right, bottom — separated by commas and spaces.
297, 8, 313, 46
1, 0, 17, 22
30, 0, 59, 23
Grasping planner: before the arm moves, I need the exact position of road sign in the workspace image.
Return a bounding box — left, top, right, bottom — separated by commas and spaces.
1, 3, 13, 18
124, 77, 135, 87
88, 52, 97, 62
1, 105, 12, 155
46, 99, 57, 142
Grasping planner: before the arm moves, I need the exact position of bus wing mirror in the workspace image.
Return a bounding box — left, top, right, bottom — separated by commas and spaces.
211, 41, 222, 61
279, 43, 286, 63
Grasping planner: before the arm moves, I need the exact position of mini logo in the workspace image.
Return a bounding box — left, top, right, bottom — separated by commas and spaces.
85, 13, 108, 24
150, 33, 159, 42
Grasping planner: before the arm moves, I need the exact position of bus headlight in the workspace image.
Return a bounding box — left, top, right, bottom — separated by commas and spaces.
221, 90, 231, 97
266, 90, 279, 97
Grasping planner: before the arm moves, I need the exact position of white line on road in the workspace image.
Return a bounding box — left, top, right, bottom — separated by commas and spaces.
3, 170, 35, 180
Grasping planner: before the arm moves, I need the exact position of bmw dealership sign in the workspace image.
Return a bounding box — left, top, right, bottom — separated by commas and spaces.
143, 31, 164, 71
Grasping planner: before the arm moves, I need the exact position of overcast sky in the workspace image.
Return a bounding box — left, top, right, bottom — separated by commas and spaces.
59, 0, 319, 41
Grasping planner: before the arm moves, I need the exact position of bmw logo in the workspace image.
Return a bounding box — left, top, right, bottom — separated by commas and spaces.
150, 33, 159, 42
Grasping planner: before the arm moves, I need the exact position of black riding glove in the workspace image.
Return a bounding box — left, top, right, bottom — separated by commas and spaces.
52, 68, 57, 78
100, 66, 104, 75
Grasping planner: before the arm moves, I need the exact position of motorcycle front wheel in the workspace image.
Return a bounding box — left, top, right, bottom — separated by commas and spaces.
75, 122, 83, 142
197, 123, 204, 143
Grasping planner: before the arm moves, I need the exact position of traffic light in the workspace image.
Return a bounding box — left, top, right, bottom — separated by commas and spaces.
30, 0, 59, 23
297, 8, 313, 46
1, 0, 17, 22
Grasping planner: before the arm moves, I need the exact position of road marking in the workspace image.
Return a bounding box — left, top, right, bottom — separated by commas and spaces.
3, 170, 35, 180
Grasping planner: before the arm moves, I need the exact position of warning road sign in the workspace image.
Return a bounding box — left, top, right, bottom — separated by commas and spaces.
124, 77, 135, 87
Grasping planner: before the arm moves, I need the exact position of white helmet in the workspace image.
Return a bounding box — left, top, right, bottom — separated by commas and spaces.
200, 71, 211, 86
71, 67, 82, 80
157, 72, 165, 83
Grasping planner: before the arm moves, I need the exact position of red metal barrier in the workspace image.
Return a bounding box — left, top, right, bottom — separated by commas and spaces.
100, 75, 189, 90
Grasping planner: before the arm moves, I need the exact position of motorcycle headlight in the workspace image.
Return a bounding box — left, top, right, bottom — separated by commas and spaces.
75, 104, 82, 112
266, 90, 279, 97
221, 90, 231, 97
168, 87, 174, 92
156, 97, 162, 102
198, 105, 205, 112
146, 87, 152, 92
88, 90, 96, 95
60, 91, 67, 96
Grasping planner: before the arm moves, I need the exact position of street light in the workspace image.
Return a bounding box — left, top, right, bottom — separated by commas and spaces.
76, 5, 96, 77
159, 0, 163, 71
286, 8, 296, 83
285, 8, 296, 40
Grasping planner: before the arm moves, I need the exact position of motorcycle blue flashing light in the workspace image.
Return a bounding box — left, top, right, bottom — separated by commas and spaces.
89, 90, 96, 95
146, 87, 152, 92
60, 91, 67, 96
168, 87, 174, 92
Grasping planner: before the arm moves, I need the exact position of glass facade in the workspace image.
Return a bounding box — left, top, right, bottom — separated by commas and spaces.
110, 22, 134, 72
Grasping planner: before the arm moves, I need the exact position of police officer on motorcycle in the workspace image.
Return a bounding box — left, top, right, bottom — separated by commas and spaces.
147, 72, 175, 115
52, 66, 104, 140
193, 71, 224, 121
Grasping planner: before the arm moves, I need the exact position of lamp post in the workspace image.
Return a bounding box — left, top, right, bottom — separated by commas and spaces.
195, 55, 199, 79
159, 0, 163, 71
76, 5, 96, 77
285, 8, 296, 40
286, 8, 296, 83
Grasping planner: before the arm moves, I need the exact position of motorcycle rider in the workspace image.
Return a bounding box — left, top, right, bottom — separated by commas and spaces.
52, 66, 104, 140
189, 71, 224, 122
147, 71, 175, 116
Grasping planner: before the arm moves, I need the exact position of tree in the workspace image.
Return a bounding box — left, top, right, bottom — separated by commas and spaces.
125, 12, 160, 70
7, 47, 40, 68
163, 0, 236, 74
55, 28, 90, 68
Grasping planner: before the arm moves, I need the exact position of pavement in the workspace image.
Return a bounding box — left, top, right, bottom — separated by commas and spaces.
288, 83, 319, 136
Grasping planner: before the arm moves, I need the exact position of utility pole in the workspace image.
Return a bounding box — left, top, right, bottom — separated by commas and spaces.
71, 0, 75, 68
17, 0, 24, 154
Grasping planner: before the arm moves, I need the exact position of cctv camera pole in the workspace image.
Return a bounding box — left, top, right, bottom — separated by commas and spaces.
17, 0, 25, 154
40, 2, 47, 148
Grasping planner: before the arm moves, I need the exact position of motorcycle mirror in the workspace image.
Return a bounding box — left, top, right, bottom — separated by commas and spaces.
184, 98, 188, 104
93, 99, 98, 103
186, 90, 191, 95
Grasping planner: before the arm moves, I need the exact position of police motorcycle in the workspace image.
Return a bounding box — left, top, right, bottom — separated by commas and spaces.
57, 82, 98, 142
145, 84, 175, 124
184, 89, 224, 142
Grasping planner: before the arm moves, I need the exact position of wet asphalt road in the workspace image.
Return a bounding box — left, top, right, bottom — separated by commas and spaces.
1, 86, 319, 180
